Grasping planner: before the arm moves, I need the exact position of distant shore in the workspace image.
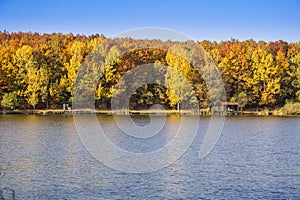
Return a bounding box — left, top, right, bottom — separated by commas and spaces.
1, 109, 299, 116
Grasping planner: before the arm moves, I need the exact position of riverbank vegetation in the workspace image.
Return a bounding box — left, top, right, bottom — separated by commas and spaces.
0, 31, 299, 112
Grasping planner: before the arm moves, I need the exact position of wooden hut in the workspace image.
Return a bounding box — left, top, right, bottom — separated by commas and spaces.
220, 102, 239, 112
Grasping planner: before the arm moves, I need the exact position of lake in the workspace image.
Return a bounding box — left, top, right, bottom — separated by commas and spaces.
0, 115, 299, 199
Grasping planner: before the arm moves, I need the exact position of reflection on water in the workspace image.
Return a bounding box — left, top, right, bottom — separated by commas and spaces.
0, 115, 299, 199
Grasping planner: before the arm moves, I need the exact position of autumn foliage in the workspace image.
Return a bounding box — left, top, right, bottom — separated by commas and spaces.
0, 31, 299, 110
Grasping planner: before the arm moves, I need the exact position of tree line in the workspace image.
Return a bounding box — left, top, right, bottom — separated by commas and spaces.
0, 31, 299, 110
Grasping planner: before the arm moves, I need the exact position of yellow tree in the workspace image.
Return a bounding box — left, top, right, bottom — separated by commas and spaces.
63, 41, 86, 100
14, 45, 33, 98
27, 66, 48, 110
249, 48, 280, 106
15, 45, 47, 109
0, 44, 16, 94
291, 52, 300, 101
274, 49, 292, 104
95, 45, 121, 108
165, 43, 197, 110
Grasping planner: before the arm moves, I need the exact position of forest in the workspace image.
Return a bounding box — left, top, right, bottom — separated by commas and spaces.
0, 31, 299, 111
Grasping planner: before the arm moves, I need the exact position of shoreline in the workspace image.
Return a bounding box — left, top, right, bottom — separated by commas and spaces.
1, 109, 299, 116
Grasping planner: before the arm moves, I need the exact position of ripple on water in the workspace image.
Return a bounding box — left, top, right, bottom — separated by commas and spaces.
0, 115, 299, 199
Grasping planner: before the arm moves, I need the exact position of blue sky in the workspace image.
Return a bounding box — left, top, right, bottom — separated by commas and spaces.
0, 0, 299, 42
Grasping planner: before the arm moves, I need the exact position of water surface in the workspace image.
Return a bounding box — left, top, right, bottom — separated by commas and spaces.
0, 115, 299, 199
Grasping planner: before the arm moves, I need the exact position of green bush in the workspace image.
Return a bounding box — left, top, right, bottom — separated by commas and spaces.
1, 92, 19, 110
279, 102, 300, 115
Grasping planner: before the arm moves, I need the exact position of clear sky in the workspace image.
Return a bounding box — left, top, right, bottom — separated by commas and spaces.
0, 0, 299, 42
